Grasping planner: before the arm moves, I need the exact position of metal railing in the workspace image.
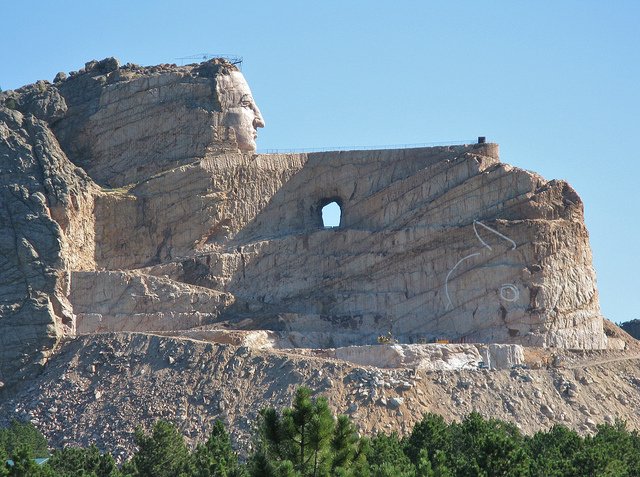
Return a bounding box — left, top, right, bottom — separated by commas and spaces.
175, 53, 243, 68
257, 139, 479, 154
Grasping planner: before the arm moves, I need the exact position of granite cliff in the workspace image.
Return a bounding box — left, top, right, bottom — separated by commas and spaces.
0, 57, 630, 453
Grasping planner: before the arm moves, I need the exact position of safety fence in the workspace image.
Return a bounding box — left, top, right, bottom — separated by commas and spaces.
257, 139, 481, 154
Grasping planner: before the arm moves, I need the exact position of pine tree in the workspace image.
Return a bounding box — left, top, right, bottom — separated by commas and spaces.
0, 443, 8, 477
0, 421, 49, 459
128, 421, 192, 477
7, 445, 37, 477
46, 445, 119, 476
366, 434, 414, 477
403, 414, 451, 465
255, 387, 364, 477
192, 420, 245, 477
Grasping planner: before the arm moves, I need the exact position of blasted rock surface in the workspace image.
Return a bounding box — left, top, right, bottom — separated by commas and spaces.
1, 333, 639, 461
51, 58, 241, 187
1, 58, 608, 388
0, 103, 95, 385
84, 145, 606, 349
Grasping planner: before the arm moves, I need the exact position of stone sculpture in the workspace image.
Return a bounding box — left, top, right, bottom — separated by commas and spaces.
218, 69, 265, 152
0, 57, 610, 389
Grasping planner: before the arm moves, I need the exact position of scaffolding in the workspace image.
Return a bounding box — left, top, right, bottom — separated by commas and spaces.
175, 53, 243, 68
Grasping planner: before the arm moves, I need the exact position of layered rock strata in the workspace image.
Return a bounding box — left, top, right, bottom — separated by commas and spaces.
84, 145, 605, 349
0, 100, 96, 385
0, 57, 608, 388
0, 58, 241, 386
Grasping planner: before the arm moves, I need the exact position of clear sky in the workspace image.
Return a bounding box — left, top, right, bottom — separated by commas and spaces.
2, 1, 639, 323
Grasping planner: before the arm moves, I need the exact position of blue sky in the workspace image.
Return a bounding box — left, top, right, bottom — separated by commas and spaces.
2, 1, 639, 323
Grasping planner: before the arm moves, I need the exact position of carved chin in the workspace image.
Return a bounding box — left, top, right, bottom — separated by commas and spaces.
237, 136, 257, 152
224, 121, 256, 152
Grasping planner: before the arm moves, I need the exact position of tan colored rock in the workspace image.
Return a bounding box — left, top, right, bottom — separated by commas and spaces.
72, 270, 233, 333
0, 333, 639, 460
477, 344, 525, 370
332, 344, 484, 371
94, 145, 603, 349
52, 58, 259, 187
0, 57, 611, 389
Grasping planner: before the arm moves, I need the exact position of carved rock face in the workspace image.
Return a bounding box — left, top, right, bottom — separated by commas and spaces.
218, 71, 265, 152
0, 58, 610, 389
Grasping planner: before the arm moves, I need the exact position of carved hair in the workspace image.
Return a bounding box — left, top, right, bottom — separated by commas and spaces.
194, 58, 239, 79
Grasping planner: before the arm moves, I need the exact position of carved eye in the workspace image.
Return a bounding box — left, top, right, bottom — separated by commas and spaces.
239, 94, 252, 108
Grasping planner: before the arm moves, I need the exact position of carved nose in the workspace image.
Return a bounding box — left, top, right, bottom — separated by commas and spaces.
254, 109, 265, 128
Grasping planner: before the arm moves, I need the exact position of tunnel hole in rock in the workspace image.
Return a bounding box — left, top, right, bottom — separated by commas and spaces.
321, 200, 342, 228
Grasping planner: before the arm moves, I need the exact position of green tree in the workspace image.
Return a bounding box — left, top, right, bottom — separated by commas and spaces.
430, 450, 453, 477
414, 449, 453, 477
8, 445, 38, 477
331, 417, 369, 477
127, 421, 192, 477
592, 420, 640, 475
0, 443, 9, 477
46, 445, 119, 477
192, 420, 245, 477
415, 450, 433, 477
571, 420, 640, 477
403, 413, 451, 465
447, 412, 530, 476
247, 449, 302, 477
527, 425, 583, 477
366, 434, 414, 477
254, 387, 365, 477
246, 448, 277, 477
0, 421, 49, 459
259, 387, 334, 476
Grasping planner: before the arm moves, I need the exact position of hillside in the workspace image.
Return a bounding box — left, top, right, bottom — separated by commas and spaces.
0, 58, 635, 456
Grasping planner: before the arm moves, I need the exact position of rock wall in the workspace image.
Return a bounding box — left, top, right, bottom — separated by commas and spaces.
0, 58, 609, 387
0, 98, 96, 386
330, 343, 524, 371
0, 57, 241, 387
51, 58, 239, 188
89, 144, 604, 348
72, 271, 233, 334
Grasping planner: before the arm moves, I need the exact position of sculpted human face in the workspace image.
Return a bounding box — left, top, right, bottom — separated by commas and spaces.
218, 70, 265, 152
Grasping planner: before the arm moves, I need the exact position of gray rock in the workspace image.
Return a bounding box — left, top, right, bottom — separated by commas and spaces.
0, 56, 611, 392
0, 107, 95, 387
388, 397, 404, 409
540, 404, 555, 419
9, 82, 68, 122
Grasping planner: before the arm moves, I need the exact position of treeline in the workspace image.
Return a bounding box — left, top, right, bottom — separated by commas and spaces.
3, 387, 640, 476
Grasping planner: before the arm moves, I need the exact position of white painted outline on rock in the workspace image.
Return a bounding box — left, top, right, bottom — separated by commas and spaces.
499, 284, 519, 302
445, 252, 480, 310
445, 221, 518, 310
473, 220, 517, 251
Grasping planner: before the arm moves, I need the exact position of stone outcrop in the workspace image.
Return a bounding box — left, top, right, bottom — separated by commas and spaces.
330, 343, 525, 371
51, 58, 241, 187
0, 57, 609, 388
85, 145, 605, 349
0, 101, 96, 386
72, 271, 233, 333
